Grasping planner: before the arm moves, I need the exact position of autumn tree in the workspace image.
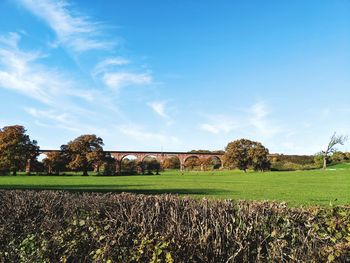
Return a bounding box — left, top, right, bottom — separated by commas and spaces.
249, 143, 271, 171
224, 139, 270, 172
185, 157, 200, 170
199, 157, 212, 171
43, 151, 67, 175
61, 135, 104, 176
321, 133, 347, 169
162, 156, 180, 169
0, 125, 39, 175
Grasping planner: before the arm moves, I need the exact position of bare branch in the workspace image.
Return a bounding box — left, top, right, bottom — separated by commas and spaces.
322, 132, 348, 169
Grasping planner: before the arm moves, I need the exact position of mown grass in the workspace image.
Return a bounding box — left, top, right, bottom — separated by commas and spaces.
0, 168, 349, 206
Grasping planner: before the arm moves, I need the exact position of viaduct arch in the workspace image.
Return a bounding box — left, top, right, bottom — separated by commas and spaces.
110, 151, 224, 173
33, 150, 225, 174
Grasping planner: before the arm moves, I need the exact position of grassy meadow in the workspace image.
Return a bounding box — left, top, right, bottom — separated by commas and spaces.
1, 166, 349, 206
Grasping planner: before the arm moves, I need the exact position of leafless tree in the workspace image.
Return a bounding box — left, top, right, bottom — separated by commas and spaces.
322, 133, 347, 169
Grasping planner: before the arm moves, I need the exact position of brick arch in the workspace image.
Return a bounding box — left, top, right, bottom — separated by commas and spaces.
36, 150, 225, 174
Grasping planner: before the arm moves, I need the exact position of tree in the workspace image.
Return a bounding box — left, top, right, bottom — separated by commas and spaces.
224, 139, 251, 172
198, 157, 212, 171
143, 158, 161, 175
43, 151, 67, 175
62, 135, 104, 176
0, 125, 39, 175
249, 143, 271, 171
100, 153, 116, 176
224, 139, 270, 172
184, 157, 200, 170
321, 133, 347, 169
162, 156, 180, 169
121, 158, 138, 174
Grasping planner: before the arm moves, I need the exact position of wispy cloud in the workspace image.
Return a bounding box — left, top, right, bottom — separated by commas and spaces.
199, 115, 238, 134
93, 57, 130, 77
0, 32, 96, 105
119, 124, 180, 145
199, 101, 283, 138
18, 0, 113, 52
102, 72, 152, 91
148, 101, 168, 118
248, 101, 282, 137
24, 107, 81, 132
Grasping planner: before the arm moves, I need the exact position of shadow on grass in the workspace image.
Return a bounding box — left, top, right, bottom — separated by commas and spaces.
0, 185, 230, 195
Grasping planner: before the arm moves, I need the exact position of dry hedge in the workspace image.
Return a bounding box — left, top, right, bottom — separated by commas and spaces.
0, 190, 349, 262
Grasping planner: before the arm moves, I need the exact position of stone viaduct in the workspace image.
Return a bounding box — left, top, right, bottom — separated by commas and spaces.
35, 150, 225, 173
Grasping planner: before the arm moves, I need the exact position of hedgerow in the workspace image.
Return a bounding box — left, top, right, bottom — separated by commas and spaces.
0, 191, 349, 262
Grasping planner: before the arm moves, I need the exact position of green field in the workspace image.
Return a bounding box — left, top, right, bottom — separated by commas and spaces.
1, 167, 350, 206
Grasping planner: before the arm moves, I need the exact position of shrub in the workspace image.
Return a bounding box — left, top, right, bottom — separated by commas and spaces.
0, 191, 349, 262
270, 154, 322, 171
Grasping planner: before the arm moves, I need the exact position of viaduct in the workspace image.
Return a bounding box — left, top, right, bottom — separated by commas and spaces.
33, 150, 225, 173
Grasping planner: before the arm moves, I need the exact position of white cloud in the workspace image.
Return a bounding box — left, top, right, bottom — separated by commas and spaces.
119, 124, 180, 145
102, 72, 152, 91
25, 107, 69, 123
93, 57, 130, 76
0, 33, 97, 105
200, 124, 221, 134
199, 115, 238, 134
0, 32, 21, 48
248, 101, 282, 137
199, 101, 284, 142
18, 0, 113, 52
148, 101, 168, 118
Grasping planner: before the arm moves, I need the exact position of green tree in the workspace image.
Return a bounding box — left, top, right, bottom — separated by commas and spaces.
224, 139, 270, 172
61, 135, 104, 176
42, 151, 67, 175
0, 125, 39, 175
143, 158, 161, 175
100, 153, 116, 175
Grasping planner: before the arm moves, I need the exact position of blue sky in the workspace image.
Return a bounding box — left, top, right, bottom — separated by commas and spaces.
0, 0, 350, 154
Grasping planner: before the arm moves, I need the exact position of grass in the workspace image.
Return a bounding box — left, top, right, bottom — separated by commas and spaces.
0, 168, 349, 206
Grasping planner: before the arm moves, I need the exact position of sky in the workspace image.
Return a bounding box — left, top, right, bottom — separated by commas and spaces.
0, 0, 350, 154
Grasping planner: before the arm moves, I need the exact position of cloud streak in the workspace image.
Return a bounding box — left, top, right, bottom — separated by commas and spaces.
0, 32, 97, 105
199, 115, 238, 134
102, 72, 152, 91
18, 0, 113, 52
199, 102, 283, 138
148, 101, 168, 118
119, 124, 180, 145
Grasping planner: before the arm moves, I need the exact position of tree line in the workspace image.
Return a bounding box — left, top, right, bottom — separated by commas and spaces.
0, 125, 275, 175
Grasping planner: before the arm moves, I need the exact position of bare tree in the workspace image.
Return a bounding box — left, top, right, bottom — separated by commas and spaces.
322, 133, 347, 169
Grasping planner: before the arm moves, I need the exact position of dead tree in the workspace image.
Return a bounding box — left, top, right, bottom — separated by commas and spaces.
322, 133, 347, 169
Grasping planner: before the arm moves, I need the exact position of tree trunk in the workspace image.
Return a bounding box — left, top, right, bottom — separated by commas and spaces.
12, 170, 16, 176
323, 155, 327, 169
83, 170, 88, 176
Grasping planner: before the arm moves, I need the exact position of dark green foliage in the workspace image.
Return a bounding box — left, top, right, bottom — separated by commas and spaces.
100, 153, 116, 176
142, 158, 160, 175
0, 191, 349, 262
61, 134, 104, 176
